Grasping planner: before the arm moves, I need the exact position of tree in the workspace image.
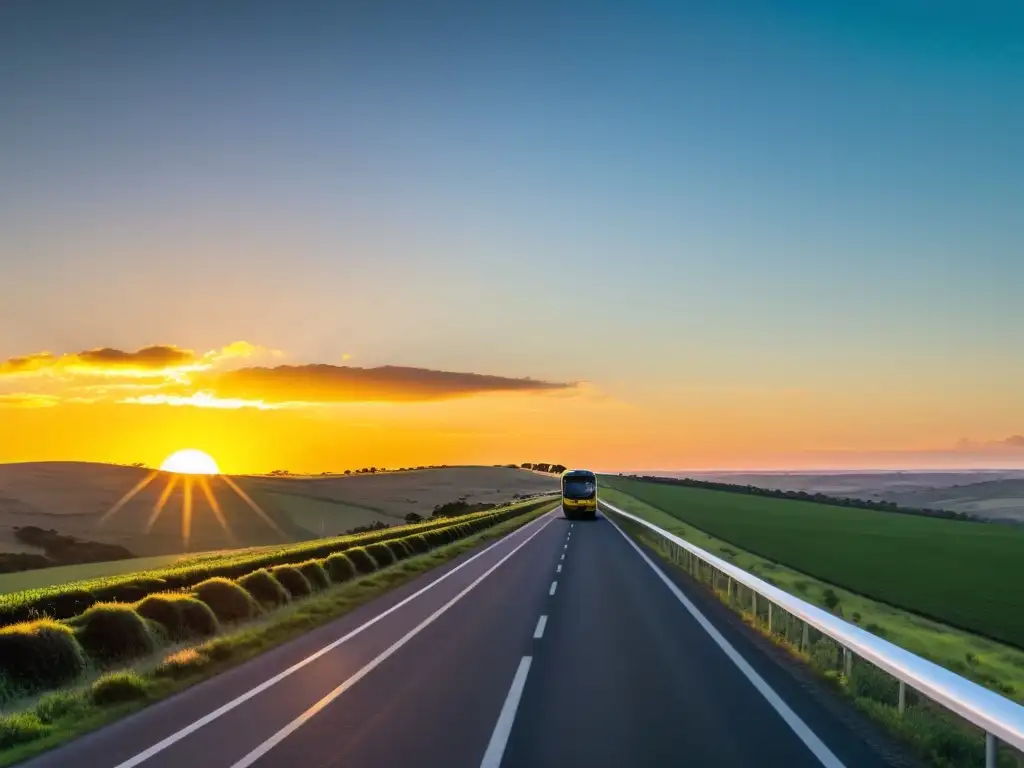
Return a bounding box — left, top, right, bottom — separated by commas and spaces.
344, 469, 351, 475
520, 463, 531, 469
405, 512, 424, 524
550, 464, 567, 474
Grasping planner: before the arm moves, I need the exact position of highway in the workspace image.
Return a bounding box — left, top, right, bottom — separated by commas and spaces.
23, 508, 911, 768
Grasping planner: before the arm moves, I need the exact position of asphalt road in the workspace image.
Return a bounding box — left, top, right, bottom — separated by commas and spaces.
22, 508, 906, 768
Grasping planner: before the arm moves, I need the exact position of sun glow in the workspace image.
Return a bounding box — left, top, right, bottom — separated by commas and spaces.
160, 448, 221, 475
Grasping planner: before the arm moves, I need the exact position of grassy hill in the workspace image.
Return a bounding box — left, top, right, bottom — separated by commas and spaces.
0, 463, 559, 562
602, 474, 1024, 650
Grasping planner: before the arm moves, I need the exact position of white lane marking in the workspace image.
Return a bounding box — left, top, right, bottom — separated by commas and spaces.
549, 581, 558, 596
564, 543, 568, 549
533, 615, 548, 639
114, 512, 556, 768
560, 554, 565, 561
557, 564, 562, 573
229, 521, 555, 768
479, 656, 533, 768
606, 516, 846, 768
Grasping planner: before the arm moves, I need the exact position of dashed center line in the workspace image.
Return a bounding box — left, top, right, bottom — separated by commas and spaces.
549, 581, 558, 596
560, 554, 564, 561
557, 564, 562, 573
533, 615, 548, 639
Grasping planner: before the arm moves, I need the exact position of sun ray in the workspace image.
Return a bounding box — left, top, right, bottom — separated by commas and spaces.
199, 475, 236, 545
98, 470, 159, 526
182, 476, 194, 551
220, 475, 288, 540
146, 475, 179, 532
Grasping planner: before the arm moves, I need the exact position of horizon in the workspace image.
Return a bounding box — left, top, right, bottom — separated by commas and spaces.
2, 2, 1022, 473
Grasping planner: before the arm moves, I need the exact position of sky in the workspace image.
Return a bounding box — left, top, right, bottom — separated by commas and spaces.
1, 0, 1023, 472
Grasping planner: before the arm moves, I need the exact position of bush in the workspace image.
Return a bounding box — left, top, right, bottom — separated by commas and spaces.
179, 598, 219, 637
386, 539, 411, 561
238, 570, 291, 609
90, 671, 148, 705
297, 561, 330, 591
365, 542, 394, 568
0, 619, 86, 691
323, 553, 356, 583
93, 577, 168, 604
193, 578, 259, 623
346, 547, 378, 575
35, 691, 85, 724
269, 566, 312, 598
0, 712, 49, 749
70, 603, 156, 663
403, 534, 430, 555
135, 593, 217, 640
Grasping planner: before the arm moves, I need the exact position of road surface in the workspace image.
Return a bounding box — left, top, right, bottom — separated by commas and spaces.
22, 509, 908, 768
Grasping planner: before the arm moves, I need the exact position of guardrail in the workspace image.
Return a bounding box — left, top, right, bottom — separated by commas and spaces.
601, 500, 1024, 768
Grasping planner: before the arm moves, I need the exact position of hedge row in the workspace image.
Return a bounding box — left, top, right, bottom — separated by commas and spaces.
0, 498, 554, 627
0, 499, 551, 701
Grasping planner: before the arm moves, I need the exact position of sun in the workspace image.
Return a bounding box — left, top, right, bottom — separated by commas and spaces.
160, 449, 221, 475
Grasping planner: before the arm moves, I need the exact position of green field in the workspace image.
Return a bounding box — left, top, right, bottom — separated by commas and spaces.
601, 476, 1024, 651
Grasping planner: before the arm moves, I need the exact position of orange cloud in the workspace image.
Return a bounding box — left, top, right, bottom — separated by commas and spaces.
0, 393, 61, 408
198, 364, 575, 404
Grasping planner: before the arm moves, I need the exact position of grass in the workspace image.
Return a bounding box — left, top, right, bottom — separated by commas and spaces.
0, 497, 556, 627
0, 555, 186, 595
600, 487, 1024, 703
604, 489, 1024, 768
602, 475, 1024, 651
0, 500, 557, 766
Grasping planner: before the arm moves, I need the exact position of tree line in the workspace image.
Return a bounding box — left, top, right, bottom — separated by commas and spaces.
622, 474, 981, 523
520, 463, 567, 474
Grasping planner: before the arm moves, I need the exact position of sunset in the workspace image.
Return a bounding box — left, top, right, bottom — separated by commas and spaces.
1, 2, 1023, 766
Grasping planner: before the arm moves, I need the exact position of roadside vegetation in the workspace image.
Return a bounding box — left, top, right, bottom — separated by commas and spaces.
0, 497, 557, 762
603, 486, 1024, 767
602, 475, 1024, 651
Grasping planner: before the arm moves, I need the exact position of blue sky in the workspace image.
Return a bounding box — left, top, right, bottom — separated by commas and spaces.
1, 1, 1022, 466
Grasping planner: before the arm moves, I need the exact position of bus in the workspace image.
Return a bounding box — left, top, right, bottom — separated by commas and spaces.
561, 469, 597, 520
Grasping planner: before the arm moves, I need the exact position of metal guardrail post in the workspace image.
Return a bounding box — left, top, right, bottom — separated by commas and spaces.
898, 681, 906, 714
844, 647, 852, 677
986, 732, 997, 768
752, 591, 757, 619
801, 621, 809, 654
767, 602, 773, 633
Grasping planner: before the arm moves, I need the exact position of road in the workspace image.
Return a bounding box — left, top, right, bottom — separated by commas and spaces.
23, 508, 907, 768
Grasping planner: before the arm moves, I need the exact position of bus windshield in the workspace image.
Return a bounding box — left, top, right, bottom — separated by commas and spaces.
563, 478, 596, 499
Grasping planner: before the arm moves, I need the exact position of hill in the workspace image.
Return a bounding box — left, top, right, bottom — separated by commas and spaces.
0, 463, 559, 562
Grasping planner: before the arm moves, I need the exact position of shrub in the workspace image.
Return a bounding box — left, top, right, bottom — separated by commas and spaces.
297, 560, 330, 591
0, 712, 49, 749
323, 553, 356, 583
0, 619, 86, 691
346, 547, 378, 575
849, 662, 900, 704
365, 542, 394, 568
70, 603, 156, 663
822, 588, 841, 612
93, 577, 168, 604
193, 578, 259, 623
403, 534, 430, 555
135, 593, 218, 640
180, 599, 219, 637
90, 671, 148, 705
386, 539, 411, 561
155, 648, 205, 680
35, 691, 85, 724
238, 570, 291, 609
270, 566, 312, 598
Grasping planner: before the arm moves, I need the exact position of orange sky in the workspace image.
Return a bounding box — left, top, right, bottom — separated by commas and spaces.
1, 340, 1023, 472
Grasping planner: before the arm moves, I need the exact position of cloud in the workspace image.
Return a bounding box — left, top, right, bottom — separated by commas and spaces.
0, 341, 263, 381
956, 435, 1024, 451
0, 393, 61, 408
199, 364, 575, 404
998, 435, 1024, 449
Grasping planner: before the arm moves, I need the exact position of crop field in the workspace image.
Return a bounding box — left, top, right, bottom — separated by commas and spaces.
601, 476, 1024, 650
0, 495, 557, 627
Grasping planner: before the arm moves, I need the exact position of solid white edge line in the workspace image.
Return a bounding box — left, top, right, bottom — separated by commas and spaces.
549, 581, 558, 596
479, 656, 533, 768
228, 520, 555, 768
113, 510, 556, 768
605, 514, 846, 768
533, 615, 548, 639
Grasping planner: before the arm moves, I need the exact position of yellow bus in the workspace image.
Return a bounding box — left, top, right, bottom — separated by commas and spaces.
561, 469, 597, 520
